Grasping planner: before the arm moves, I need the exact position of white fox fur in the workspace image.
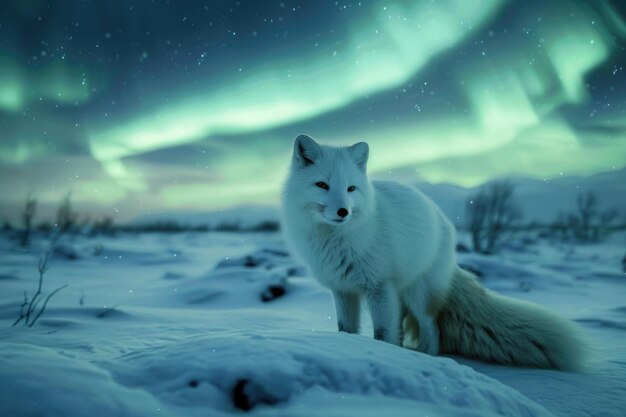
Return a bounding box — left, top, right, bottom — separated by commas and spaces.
281, 134, 587, 371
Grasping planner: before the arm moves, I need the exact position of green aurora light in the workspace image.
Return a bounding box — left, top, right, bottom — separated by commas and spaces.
0, 0, 624, 220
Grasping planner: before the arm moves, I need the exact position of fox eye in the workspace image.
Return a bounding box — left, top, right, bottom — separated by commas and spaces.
315, 182, 329, 190
347, 185, 356, 192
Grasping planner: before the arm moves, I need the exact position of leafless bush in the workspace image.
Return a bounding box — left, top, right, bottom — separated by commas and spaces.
78, 215, 92, 234
214, 221, 241, 232
52, 193, 78, 243
547, 211, 568, 241
552, 191, 620, 243
249, 220, 280, 232
12, 252, 67, 327
466, 181, 522, 254
90, 216, 116, 236
574, 192, 596, 242
20, 195, 37, 247
597, 209, 619, 241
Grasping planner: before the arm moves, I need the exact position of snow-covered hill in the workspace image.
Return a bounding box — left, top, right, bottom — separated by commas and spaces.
417, 168, 626, 226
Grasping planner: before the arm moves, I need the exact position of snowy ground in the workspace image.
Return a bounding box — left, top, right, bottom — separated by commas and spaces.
0, 230, 625, 417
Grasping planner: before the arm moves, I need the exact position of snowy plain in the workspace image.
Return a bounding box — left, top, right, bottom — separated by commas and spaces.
0, 228, 625, 417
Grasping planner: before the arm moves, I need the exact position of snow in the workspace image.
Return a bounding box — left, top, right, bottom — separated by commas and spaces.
107, 331, 554, 417
0, 343, 165, 417
0, 228, 625, 417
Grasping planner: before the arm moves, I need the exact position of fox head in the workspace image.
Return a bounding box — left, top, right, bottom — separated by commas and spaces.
283, 134, 373, 227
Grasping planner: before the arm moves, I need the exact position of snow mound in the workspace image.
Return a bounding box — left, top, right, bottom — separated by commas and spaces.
175, 246, 305, 306
0, 343, 166, 417
108, 330, 555, 417
175, 267, 290, 306
214, 246, 304, 276
458, 254, 575, 292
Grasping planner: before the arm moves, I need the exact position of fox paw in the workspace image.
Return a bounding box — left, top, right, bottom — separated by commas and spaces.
417, 338, 439, 355
416, 325, 439, 355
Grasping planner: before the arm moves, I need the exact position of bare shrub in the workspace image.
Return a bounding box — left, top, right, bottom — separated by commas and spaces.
250, 220, 280, 232
90, 216, 116, 236
554, 191, 620, 243
12, 252, 67, 327
53, 193, 78, 242
466, 181, 522, 254
20, 195, 37, 247
214, 221, 241, 232
574, 192, 596, 242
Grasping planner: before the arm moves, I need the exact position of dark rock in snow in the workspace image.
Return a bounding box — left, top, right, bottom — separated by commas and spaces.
261, 285, 286, 302
231, 378, 281, 411
232, 379, 252, 411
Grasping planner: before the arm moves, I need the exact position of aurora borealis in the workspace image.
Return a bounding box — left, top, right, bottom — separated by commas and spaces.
0, 0, 625, 221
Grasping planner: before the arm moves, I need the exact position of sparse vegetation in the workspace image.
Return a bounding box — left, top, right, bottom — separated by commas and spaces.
465, 181, 522, 254
118, 221, 208, 233
20, 195, 37, 247
250, 220, 280, 232
214, 221, 241, 232
89, 216, 116, 236
12, 252, 67, 327
574, 192, 596, 242
36, 221, 53, 237
119, 220, 280, 234
5, 192, 281, 240
52, 193, 78, 243
547, 191, 620, 243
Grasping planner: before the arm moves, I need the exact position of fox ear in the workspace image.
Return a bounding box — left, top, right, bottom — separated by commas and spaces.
293, 134, 321, 167
348, 142, 369, 171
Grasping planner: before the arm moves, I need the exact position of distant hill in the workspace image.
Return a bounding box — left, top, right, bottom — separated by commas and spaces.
132, 169, 626, 229
418, 168, 626, 227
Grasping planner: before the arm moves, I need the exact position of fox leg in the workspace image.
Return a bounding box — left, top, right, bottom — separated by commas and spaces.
399, 302, 408, 344
332, 290, 361, 333
365, 283, 401, 345
402, 283, 443, 355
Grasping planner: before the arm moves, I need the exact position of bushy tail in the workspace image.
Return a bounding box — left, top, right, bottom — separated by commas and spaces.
407, 268, 588, 371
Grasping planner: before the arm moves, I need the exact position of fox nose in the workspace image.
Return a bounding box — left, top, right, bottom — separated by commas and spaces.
337, 208, 349, 218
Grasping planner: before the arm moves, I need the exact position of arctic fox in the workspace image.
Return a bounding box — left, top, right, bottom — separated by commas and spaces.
281, 134, 587, 371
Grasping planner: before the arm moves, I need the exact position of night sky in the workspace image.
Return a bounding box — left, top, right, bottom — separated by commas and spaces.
1, 0, 625, 222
